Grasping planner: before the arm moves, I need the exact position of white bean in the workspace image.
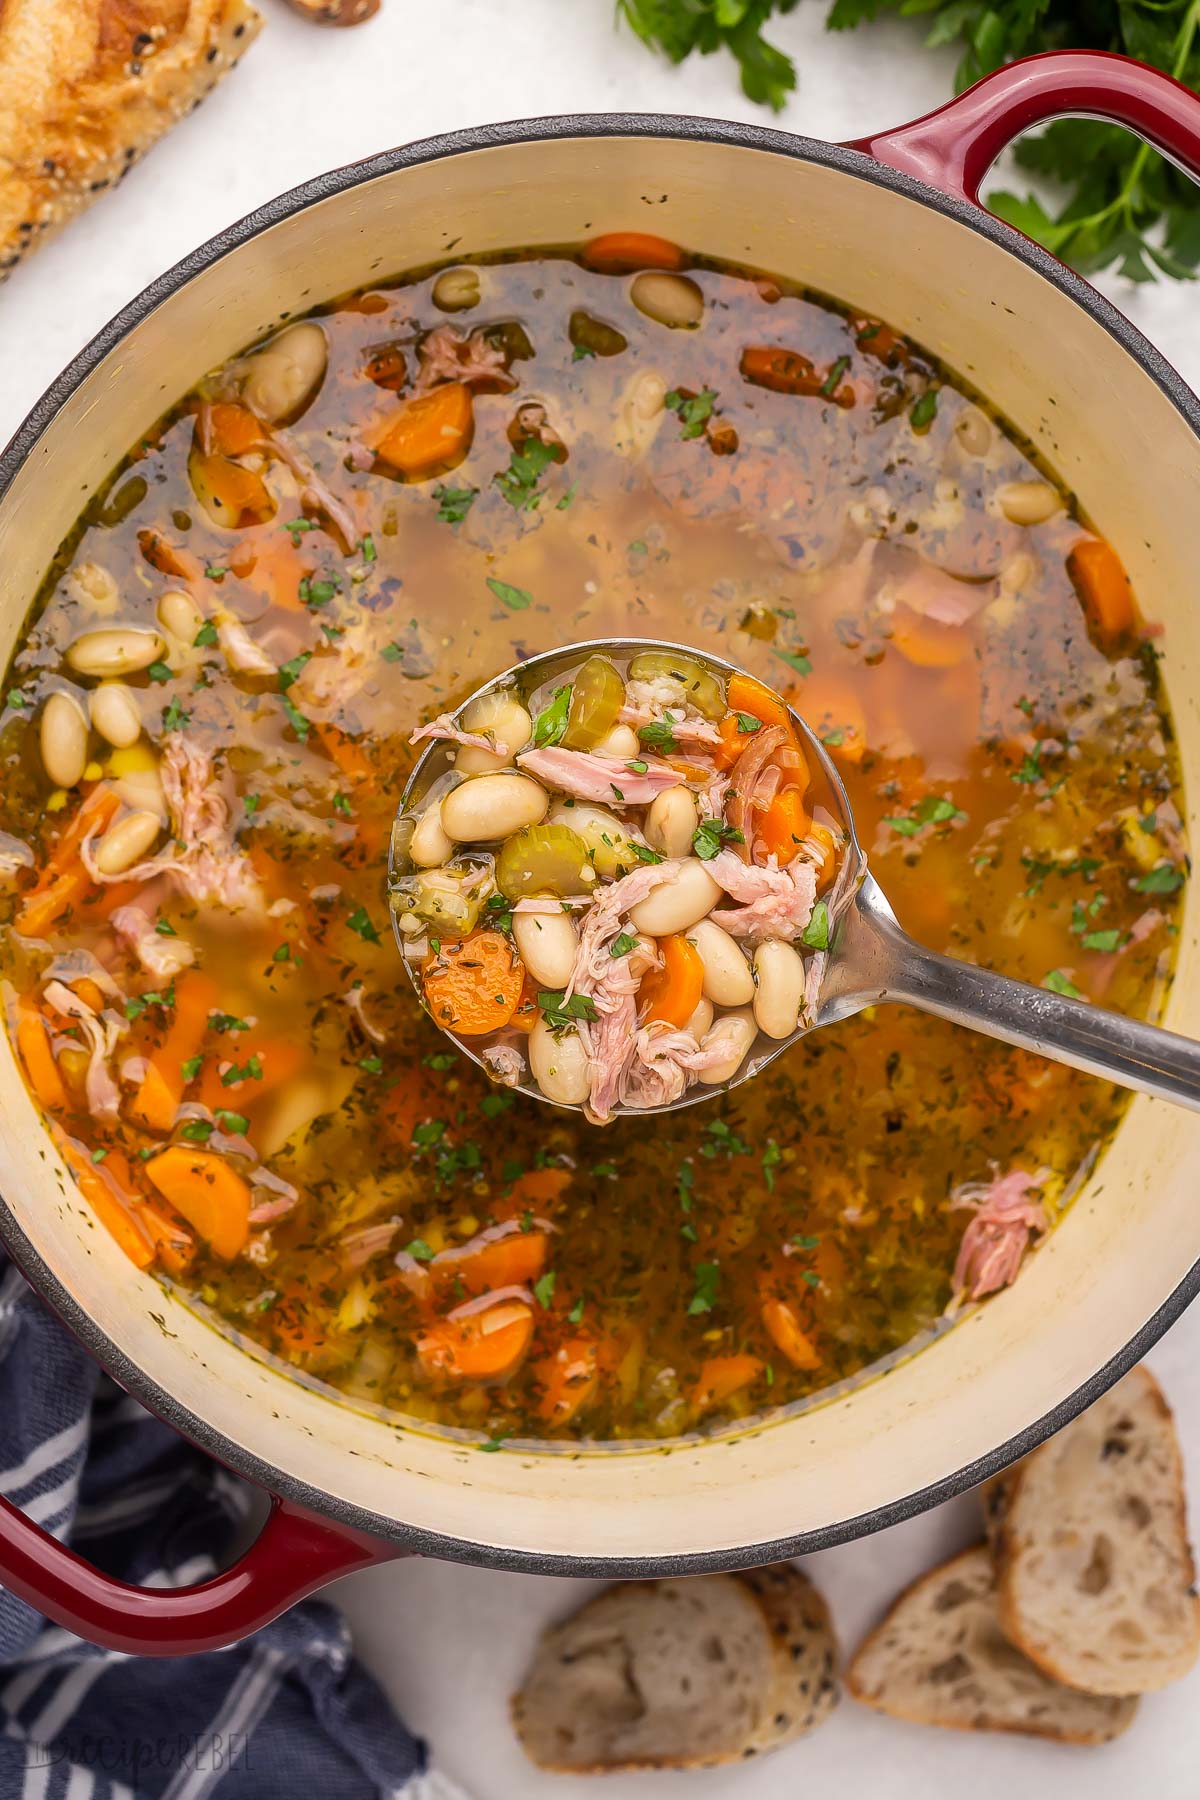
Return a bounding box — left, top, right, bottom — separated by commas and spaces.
995, 479, 1061, 526
513, 910, 579, 988
240, 323, 328, 423
432, 267, 481, 312
697, 1009, 758, 1086
645, 787, 700, 860
40, 692, 88, 788
628, 858, 721, 937
94, 809, 161, 875
409, 800, 455, 868
114, 765, 166, 821
547, 801, 644, 877
753, 941, 806, 1040
65, 562, 120, 616
66, 628, 166, 679
157, 589, 204, 645
630, 272, 704, 329
684, 996, 714, 1041
616, 370, 667, 458
455, 692, 533, 775
595, 723, 640, 760
688, 917, 756, 1007
440, 772, 548, 843
528, 1017, 590, 1106
953, 407, 992, 458
89, 682, 141, 749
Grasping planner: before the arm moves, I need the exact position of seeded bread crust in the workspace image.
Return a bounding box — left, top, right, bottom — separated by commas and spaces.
986, 1364, 1200, 1695
511, 1564, 838, 1772
0, 0, 262, 280
847, 1544, 1138, 1744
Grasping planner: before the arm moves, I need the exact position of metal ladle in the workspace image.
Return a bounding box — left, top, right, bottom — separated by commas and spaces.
393, 638, 1200, 1116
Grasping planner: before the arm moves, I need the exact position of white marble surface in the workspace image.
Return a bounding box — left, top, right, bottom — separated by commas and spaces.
2, 3, 1198, 1793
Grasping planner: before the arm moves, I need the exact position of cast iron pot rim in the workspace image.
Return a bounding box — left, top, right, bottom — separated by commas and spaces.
0, 111, 1197, 1578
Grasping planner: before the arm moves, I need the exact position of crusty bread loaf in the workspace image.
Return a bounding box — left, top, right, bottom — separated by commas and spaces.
0, 0, 262, 280
983, 1364, 1200, 1695
511, 1564, 838, 1771
848, 1545, 1138, 1743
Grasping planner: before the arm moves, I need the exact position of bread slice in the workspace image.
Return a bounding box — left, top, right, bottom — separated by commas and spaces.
848, 1545, 1137, 1743
0, 0, 262, 281
511, 1564, 838, 1771
983, 1363, 1200, 1694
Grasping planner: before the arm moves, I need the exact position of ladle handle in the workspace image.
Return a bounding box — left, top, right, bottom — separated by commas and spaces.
840, 877, 1200, 1112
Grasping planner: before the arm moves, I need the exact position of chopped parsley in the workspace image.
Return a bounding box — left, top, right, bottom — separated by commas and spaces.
281, 696, 310, 742
433, 483, 478, 524
162, 697, 190, 732
687, 1260, 720, 1315
298, 575, 339, 609
1082, 928, 1123, 953
800, 899, 830, 950
539, 990, 599, 1031
1044, 969, 1082, 998
1135, 863, 1184, 895
1013, 750, 1044, 786
762, 1139, 781, 1192
734, 712, 763, 734
486, 576, 533, 612
346, 905, 380, 943
772, 646, 812, 678
494, 437, 558, 510
480, 1091, 514, 1118
332, 791, 352, 817
910, 388, 939, 431
610, 932, 639, 958
665, 387, 717, 440
630, 843, 665, 865
821, 355, 851, 397
209, 1012, 249, 1034
180, 1055, 204, 1082
216, 1110, 249, 1137
533, 685, 571, 747
692, 818, 744, 861
278, 651, 312, 691
282, 518, 316, 547
700, 1118, 750, 1159
6, 689, 26, 709
222, 1055, 263, 1085
405, 1238, 436, 1263
568, 1297, 585, 1323
193, 621, 219, 648
882, 794, 965, 837
533, 1270, 557, 1309
155, 919, 178, 937
180, 1120, 214, 1143
359, 1055, 383, 1075
638, 719, 678, 754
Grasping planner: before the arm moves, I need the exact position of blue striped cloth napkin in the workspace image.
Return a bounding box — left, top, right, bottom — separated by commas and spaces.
0, 1252, 454, 1800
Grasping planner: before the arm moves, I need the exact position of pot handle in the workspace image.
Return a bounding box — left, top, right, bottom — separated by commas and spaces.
0, 1486, 402, 1656
847, 49, 1200, 204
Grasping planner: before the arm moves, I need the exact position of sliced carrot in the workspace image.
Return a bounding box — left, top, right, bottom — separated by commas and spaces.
374, 382, 473, 480
422, 931, 524, 1036
137, 528, 204, 582
691, 1352, 763, 1412
758, 788, 811, 865
739, 346, 825, 396
581, 232, 683, 273
806, 822, 838, 893
197, 1037, 305, 1118
55, 1135, 155, 1271
16, 1006, 67, 1112
888, 603, 971, 669
432, 1228, 548, 1297
207, 401, 264, 458
640, 934, 704, 1029
851, 317, 910, 364
761, 1297, 820, 1371
416, 1298, 534, 1384
532, 1336, 599, 1425
190, 451, 275, 528
1068, 537, 1135, 642
379, 1067, 446, 1146
502, 1166, 573, 1215
144, 1144, 251, 1260
313, 721, 376, 786
70, 977, 105, 1014
129, 972, 219, 1135
15, 787, 120, 939
138, 1200, 195, 1278
727, 671, 793, 735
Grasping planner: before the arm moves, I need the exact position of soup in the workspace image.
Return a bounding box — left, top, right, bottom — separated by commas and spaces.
0, 234, 1184, 1445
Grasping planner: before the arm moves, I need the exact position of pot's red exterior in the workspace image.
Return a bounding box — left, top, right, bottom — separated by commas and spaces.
3, 47, 1200, 1658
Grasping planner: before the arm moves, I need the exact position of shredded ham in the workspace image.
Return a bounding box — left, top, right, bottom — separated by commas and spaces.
884, 557, 993, 629
197, 401, 358, 552
517, 747, 690, 805
110, 906, 196, 981
0, 832, 33, 882
618, 1022, 735, 1111
481, 1043, 524, 1086
343, 984, 386, 1045
415, 325, 514, 394
340, 1220, 400, 1269
950, 1168, 1048, 1302
708, 849, 818, 942
618, 690, 723, 748
725, 724, 804, 862
42, 980, 124, 1122
216, 612, 275, 677
446, 1283, 533, 1321
409, 714, 503, 756
82, 740, 262, 914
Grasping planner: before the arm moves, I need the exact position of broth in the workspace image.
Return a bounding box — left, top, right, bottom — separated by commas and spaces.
0, 239, 1185, 1444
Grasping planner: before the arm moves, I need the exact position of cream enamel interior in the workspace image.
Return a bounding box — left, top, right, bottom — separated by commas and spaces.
1, 130, 1197, 1565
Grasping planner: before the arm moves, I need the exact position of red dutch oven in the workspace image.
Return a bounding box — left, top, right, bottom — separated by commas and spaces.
1, 50, 1199, 1656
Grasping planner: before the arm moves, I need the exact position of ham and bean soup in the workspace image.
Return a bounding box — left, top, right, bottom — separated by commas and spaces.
395, 648, 848, 1121
0, 231, 1185, 1443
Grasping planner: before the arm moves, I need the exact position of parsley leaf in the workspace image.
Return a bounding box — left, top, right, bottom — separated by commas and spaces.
533, 684, 571, 747
486, 576, 533, 612
539, 989, 600, 1030
433, 483, 478, 524
665, 387, 717, 439
772, 646, 812, 678
692, 818, 745, 861
800, 898, 830, 950
639, 719, 679, 754
1136, 863, 1185, 895
687, 1261, 720, 1316
494, 437, 558, 510
346, 905, 380, 944
1044, 969, 1082, 998
533, 1270, 557, 1309
610, 931, 639, 958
